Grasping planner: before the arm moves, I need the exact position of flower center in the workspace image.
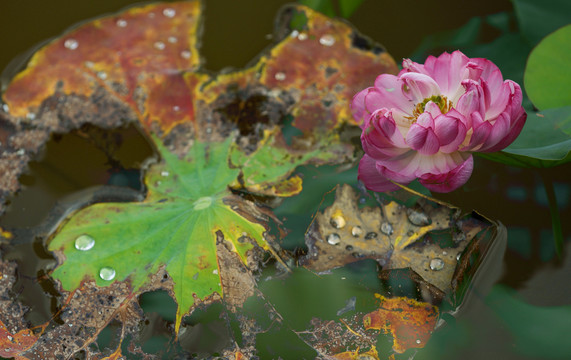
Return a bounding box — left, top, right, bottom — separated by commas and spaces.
409, 95, 453, 121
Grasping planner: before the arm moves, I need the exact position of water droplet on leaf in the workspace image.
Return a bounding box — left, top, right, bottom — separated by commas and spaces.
429, 258, 444, 271
407, 208, 431, 226
351, 226, 363, 237
64, 39, 79, 50
365, 232, 377, 240
154, 41, 166, 50
326, 233, 340, 245
99, 267, 116, 281
116, 19, 127, 27
381, 222, 393, 235
274, 72, 286, 81
319, 34, 335, 46
168, 36, 178, 43
163, 8, 176, 17
75, 234, 95, 251
181, 50, 192, 59
297, 32, 308, 41
329, 210, 346, 229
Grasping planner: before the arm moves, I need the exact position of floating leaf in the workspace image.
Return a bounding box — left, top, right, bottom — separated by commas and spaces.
479, 106, 571, 167
363, 294, 439, 354
300, 184, 494, 294
0, 1, 398, 337
524, 25, 571, 111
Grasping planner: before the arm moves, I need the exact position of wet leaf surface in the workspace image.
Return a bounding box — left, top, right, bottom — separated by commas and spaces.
301, 184, 491, 294
0, 1, 400, 358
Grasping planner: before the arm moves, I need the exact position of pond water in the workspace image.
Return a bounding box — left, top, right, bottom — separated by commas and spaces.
0, 1, 570, 359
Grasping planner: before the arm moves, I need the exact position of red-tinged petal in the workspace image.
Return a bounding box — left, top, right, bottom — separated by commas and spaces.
489, 109, 526, 151
424, 50, 469, 98
485, 81, 512, 121
472, 58, 503, 92
406, 123, 440, 155
376, 159, 417, 184
402, 58, 429, 75
358, 154, 400, 192
463, 61, 483, 81
434, 114, 467, 152
416, 112, 435, 128
464, 117, 492, 151
351, 88, 369, 125
419, 155, 474, 193
455, 83, 482, 118
364, 87, 386, 114
362, 111, 408, 159
424, 101, 442, 118
479, 112, 511, 151
373, 74, 414, 113
400, 72, 441, 103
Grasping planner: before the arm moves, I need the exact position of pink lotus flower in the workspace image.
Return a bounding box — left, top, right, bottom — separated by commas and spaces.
353, 50, 527, 193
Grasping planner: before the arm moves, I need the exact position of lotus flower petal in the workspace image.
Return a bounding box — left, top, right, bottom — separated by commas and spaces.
356, 50, 526, 193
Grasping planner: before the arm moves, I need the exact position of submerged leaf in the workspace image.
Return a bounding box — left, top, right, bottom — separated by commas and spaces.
364, 295, 439, 354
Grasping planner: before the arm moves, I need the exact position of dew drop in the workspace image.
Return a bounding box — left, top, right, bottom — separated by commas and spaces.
456, 253, 461, 261
365, 232, 378, 240
352, 252, 364, 258
2, 104, 9, 112
429, 258, 444, 271
329, 211, 346, 229
97, 71, 107, 80
173, 105, 180, 112
406, 208, 431, 226
319, 34, 335, 46
99, 267, 116, 281
274, 72, 286, 81
26, 112, 36, 120
206, 127, 213, 134
290, 30, 299, 38
212, 269, 218, 275
163, 8, 176, 17
326, 233, 340, 245
74, 234, 95, 251
351, 226, 363, 237
345, 245, 354, 251
416, 339, 422, 344
154, 41, 166, 50
64, 39, 79, 50
297, 32, 308, 41
116, 19, 128, 27
160, 171, 169, 177
380, 222, 393, 235
181, 50, 192, 59
168, 36, 178, 43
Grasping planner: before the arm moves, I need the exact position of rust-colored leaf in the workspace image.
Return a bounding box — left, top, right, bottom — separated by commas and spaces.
4, 2, 201, 133
363, 295, 439, 354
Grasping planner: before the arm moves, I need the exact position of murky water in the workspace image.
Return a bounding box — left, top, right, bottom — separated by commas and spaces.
1, 1, 570, 359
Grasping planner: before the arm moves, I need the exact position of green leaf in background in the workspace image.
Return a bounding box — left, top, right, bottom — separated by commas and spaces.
524, 25, 571, 110
338, 0, 366, 18
478, 106, 571, 167
512, 0, 571, 45
486, 285, 571, 358
49, 137, 268, 332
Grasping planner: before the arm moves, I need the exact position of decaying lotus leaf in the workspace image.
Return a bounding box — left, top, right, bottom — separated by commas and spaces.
364, 294, 439, 354
0, 0, 400, 338
301, 184, 496, 294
